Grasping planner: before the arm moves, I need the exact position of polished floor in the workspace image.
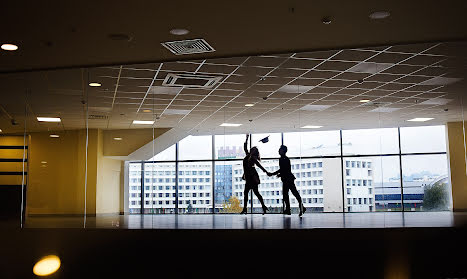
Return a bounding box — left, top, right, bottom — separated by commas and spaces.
23, 211, 467, 229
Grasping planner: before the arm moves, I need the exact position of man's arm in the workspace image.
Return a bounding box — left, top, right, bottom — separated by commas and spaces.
270, 157, 283, 176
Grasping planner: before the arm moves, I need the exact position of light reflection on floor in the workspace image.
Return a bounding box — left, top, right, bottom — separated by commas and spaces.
22, 212, 467, 229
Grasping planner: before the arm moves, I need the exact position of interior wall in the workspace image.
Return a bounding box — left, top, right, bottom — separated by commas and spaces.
103, 128, 169, 157
96, 129, 122, 214
25, 128, 164, 215
26, 129, 98, 215
0, 136, 28, 220
446, 122, 467, 211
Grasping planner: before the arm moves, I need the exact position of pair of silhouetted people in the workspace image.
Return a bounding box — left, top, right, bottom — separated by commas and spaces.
240, 134, 306, 216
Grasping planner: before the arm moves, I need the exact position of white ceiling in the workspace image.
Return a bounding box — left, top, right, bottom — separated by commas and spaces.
1, 41, 466, 135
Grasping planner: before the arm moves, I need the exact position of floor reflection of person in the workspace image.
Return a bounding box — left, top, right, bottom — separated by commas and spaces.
269, 145, 306, 217
240, 134, 271, 215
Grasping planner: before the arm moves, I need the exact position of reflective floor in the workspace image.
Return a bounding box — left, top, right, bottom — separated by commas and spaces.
23, 211, 467, 229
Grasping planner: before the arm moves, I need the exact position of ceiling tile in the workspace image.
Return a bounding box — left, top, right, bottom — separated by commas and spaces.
320, 79, 355, 87
364, 73, 404, 82
382, 64, 423, 75
315, 61, 358, 71
280, 58, 321, 69
243, 56, 288, 67
331, 49, 378, 62
368, 52, 412, 64
293, 50, 339, 60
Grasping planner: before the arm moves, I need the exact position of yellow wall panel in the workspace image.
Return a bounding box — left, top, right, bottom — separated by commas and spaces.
0, 149, 28, 159
0, 162, 26, 172
447, 122, 467, 211
0, 136, 27, 146
0, 175, 24, 185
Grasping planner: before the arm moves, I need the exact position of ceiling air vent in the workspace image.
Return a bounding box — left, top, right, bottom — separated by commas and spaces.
161, 38, 215, 55
88, 114, 109, 120
162, 73, 222, 88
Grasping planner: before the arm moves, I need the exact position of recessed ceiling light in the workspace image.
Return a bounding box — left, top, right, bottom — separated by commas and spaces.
49, 134, 60, 138
245, 104, 255, 107
321, 17, 332, 24
132, 120, 154, 125
41, 161, 47, 164
0, 129, 2, 132
1, 43, 18, 51
220, 123, 242, 127
369, 11, 390, 20
89, 82, 102, 87
37, 117, 61, 122
301, 125, 323, 129
33, 255, 61, 276
142, 109, 152, 113
360, 99, 371, 103
113, 137, 123, 141
170, 29, 190, 35
407, 118, 434, 122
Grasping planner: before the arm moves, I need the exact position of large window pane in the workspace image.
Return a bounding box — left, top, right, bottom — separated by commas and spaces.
251, 133, 282, 159
178, 135, 212, 160
150, 144, 175, 161
231, 159, 281, 213
128, 163, 142, 214
214, 134, 246, 160
402, 154, 451, 211
344, 156, 401, 212
178, 162, 213, 214
400, 125, 446, 153
143, 162, 176, 214
215, 161, 243, 213
342, 128, 399, 155
283, 131, 341, 157
291, 158, 343, 213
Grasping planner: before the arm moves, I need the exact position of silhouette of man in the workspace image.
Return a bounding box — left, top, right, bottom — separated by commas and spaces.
269, 145, 306, 217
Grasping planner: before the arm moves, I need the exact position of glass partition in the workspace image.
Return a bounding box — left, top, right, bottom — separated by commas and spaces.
178, 135, 212, 160
401, 154, 451, 211
283, 131, 341, 157
342, 128, 399, 155
129, 124, 451, 214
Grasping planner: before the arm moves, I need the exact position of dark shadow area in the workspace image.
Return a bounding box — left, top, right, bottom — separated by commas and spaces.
1, 226, 466, 278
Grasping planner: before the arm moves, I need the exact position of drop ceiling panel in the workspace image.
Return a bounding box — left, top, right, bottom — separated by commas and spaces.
1, 41, 466, 134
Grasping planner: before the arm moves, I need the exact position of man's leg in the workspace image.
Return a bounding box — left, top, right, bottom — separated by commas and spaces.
289, 183, 306, 215
282, 183, 291, 214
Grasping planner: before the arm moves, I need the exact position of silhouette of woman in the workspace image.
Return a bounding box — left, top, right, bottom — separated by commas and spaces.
240, 134, 271, 215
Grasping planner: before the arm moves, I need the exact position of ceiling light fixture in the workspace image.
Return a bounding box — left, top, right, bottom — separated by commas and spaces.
132, 120, 154, 125
245, 104, 255, 107
360, 99, 371, 103
407, 118, 434, 122
321, 17, 332, 24
113, 137, 123, 141
33, 255, 61, 276
49, 134, 60, 138
301, 125, 323, 129
89, 82, 102, 87
0, 129, 2, 132
37, 117, 61, 122
220, 123, 242, 127
369, 11, 390, 19
1, 43, 18, 51
170, 29, 190, 35
142, 109, 152, 113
